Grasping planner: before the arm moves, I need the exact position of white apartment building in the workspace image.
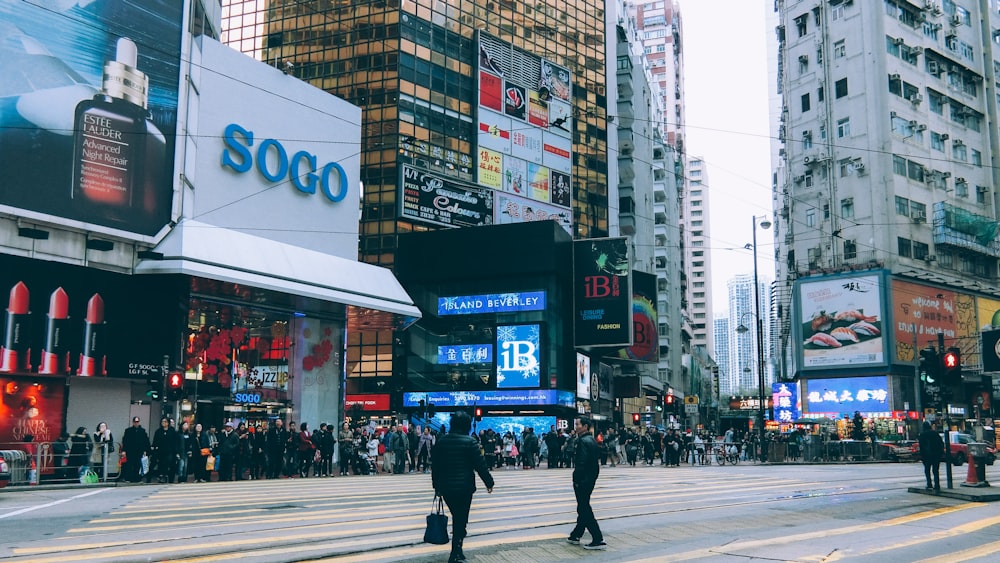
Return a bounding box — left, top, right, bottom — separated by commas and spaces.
713, 314, 732, 396
686, 157, 715, 355
772, 0, 1000, 378
727, 274, 773, 395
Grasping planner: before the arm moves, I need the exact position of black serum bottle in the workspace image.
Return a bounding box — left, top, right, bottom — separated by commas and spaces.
71, 37, 165, 229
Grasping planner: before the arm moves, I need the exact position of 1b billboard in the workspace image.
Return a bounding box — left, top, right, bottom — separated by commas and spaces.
573, 238, 632, 347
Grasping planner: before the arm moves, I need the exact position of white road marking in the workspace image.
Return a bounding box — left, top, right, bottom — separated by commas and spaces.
0, 489, 110, 520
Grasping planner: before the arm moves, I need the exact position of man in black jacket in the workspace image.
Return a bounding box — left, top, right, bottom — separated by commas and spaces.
918, 419, 944, 491
265, 419, 289, 479
568, 416, 606, 550
432, 411, 494, 563
120, 417, 150, 483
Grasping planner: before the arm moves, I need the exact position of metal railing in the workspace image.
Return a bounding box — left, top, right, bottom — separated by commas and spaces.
0, 441, 120, 486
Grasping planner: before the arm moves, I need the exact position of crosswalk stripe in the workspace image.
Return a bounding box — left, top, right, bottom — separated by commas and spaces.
814, 513, 1000, 561
913, 539, 1000, 563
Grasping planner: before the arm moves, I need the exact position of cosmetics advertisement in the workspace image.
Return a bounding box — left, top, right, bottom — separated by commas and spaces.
0, 254, 176, 379
0, 0, 182, 237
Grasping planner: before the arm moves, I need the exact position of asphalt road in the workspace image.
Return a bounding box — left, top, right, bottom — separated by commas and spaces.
1, 462, 999, 562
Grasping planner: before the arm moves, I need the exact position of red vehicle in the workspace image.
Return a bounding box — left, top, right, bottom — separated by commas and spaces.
942, 432, 996, 466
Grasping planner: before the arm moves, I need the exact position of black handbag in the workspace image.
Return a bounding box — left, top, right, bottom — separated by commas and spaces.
423, 495, 450, 545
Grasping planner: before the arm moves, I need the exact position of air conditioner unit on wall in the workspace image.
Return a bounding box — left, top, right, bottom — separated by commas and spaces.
890, 73, 901, 81
909, 93, 923, 103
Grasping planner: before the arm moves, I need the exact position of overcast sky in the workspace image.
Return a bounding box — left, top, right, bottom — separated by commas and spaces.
677, 0, 775, 309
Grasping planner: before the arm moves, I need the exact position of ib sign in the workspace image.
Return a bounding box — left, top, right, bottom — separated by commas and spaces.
496, 324, 541, 389
221, 123, 348, 203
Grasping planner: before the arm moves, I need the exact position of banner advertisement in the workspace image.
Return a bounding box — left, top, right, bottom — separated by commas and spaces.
400, 165, 493, 229
0, 0, 183, 237
511, 128, 544, 164
615, 271, 659, 362
891, 280, 957, 362
772, 382, 801, 423
478, 109, 512, 154
479, 71, 503, 112
796, 274, 885, 370
403, 389, 575, 408
576, 353, 591, 400
437, 344, 493, 365
496, 324, 541, 389
495, 192, 572, 234
803, 376, 890, 415
574, 238, 632, 347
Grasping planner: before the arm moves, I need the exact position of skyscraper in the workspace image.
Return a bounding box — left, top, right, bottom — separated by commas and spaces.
713, 314, 732, 396
726, 274, 772, 395
686, 156, 715, 355
222, 0, 612, 382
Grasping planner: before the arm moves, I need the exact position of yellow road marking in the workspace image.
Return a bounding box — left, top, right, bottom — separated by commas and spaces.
914, 539, 1000, 563
818, 513, 1000, 561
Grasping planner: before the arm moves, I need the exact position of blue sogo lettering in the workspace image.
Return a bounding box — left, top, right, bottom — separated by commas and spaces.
221, 123, 347, 203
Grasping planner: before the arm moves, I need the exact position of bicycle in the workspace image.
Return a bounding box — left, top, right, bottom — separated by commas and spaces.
713, 444, 740, 465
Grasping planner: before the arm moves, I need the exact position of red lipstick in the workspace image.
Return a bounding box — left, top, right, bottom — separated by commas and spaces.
0, 281, 32, 373
39, 288, 70, 375
77, 293, 106, 376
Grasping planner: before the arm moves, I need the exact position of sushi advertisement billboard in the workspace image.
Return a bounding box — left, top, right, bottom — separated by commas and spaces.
794, 273, 887, 371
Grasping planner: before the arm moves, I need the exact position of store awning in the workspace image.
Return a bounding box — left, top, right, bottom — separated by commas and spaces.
134, 220, 421, 327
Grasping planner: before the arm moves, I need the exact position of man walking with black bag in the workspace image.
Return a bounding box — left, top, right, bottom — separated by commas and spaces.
567, 416, 606, 550
432, 411, 494, 563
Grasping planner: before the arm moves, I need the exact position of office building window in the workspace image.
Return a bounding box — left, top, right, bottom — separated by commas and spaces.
835, 78, 848, 98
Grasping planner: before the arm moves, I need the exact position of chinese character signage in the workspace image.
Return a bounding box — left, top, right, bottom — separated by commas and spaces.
574, 238, 632, 347
400, 165, 493, 229
496, 324, 541, 388
437, 344, 493, 365
495, 191, 572, 234
795, 273, 886, 370
772, 382, 800, 423
403, 389, 574, 408
477, 148, 503, 189
438, 291, 546, 315
803, 376, 889, 415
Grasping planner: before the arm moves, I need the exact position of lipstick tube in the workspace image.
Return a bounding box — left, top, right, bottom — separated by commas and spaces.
0, 281, 31, 373
78, 293, 106, 377
39, 287, 70, 375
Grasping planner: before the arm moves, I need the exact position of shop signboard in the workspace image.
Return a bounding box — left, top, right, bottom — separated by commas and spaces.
438, 291, 546, 315
772, 382, 800, 423
573, 238, 632, 347
345, 393, 390, 411
795, 273, 886, 370
494, 191, 572, 234
0, 0, 183, 238
614, 271, 659, 362
437, 344, 493, 365
400, 165, 493, 229
496, 324, 541, 389
598, 363, 613, 401
403, 389, 575, 408
576, 353, 591, 400
197, 39, 362, 258
803, 376, 889, 415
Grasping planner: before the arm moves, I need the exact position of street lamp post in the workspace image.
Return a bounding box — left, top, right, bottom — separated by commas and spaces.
736, 216, 771, 461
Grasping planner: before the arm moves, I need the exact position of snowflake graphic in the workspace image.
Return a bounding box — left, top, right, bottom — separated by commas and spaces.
497, 374, 506, 384
497, 325, 518, 341
520, 362, 540, 379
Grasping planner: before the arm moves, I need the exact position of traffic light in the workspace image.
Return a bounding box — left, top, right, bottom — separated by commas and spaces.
166, 371, 184, 400
918, 347, 938, 383
474, 407, 483, 421
632, 413, 640, 425
665, 394, 675, 408
941, 347, 961, 383
147, 368, 162, 400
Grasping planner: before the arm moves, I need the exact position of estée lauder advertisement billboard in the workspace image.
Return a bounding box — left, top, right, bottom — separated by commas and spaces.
0, 0, 182, 237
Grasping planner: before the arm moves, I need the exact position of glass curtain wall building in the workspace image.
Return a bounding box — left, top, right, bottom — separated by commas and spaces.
222, 1, 609, 385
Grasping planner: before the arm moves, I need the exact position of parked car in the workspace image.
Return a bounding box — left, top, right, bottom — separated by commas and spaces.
880, 440, 919, 462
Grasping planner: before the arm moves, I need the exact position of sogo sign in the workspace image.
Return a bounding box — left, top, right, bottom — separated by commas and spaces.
221, 123, 348, 202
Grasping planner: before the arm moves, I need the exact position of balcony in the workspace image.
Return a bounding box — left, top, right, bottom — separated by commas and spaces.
617, 99, 634, 129
654, 201, 667, 223
620, 214, 636, 235
933, 202, 1000, 258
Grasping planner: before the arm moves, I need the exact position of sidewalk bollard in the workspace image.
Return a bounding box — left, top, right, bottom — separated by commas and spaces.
961, 452, 984, 487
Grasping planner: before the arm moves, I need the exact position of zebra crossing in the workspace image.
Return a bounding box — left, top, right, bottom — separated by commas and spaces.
2, 464, 999, 562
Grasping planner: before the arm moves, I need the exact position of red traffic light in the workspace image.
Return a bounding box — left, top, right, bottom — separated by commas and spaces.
474, 407, 483, 421
632, 413, 640, 424
167, 372, 184, 390
666, 395, 675, 405
943, 351, 959, 369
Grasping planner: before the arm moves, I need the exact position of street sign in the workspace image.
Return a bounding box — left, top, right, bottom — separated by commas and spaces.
685, 403, 698, 414
684, 395, 699, 405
